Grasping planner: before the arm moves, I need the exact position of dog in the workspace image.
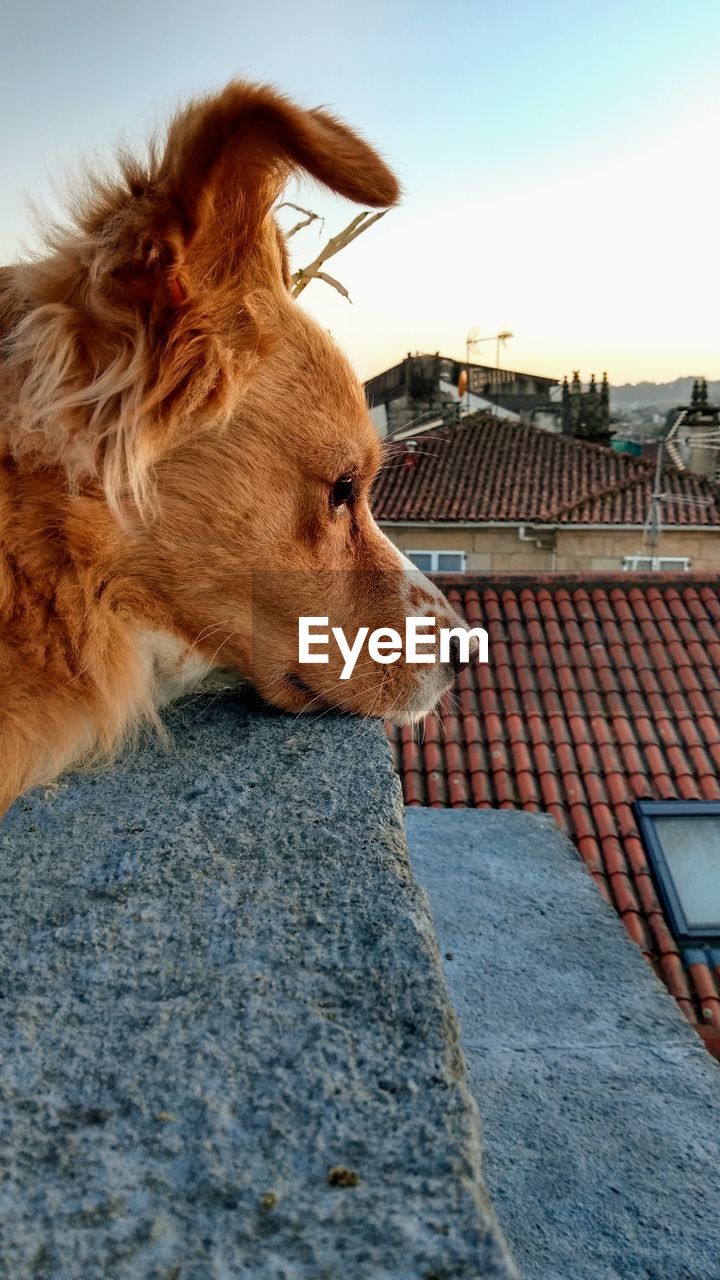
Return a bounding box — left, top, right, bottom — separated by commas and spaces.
0, 81, 469, 815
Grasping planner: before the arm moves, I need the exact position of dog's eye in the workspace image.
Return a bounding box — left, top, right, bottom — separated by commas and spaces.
331, 475, 354, 508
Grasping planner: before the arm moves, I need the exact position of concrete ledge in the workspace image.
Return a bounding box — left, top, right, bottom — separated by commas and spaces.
407, 809, 720, 1280
0, 696, 516, 1279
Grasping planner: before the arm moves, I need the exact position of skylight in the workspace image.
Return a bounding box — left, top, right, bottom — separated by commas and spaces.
635, 801, 720, 943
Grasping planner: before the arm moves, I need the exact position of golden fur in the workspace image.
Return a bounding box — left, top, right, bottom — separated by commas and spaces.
0, 81, 462, 815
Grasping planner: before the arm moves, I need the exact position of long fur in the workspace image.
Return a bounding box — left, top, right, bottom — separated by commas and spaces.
0, 80, 459, 816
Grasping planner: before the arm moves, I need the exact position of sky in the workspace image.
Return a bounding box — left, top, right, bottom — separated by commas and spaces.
1, 0, 719, 385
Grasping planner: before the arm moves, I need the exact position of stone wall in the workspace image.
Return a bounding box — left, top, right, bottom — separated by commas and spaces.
0, 695, 517, 1280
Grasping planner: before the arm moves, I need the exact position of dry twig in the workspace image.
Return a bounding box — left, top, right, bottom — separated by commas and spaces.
277, 201, 324, 238
291, 209, 388, 301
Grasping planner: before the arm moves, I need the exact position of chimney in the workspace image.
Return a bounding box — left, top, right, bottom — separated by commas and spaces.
686, 378, 719, 478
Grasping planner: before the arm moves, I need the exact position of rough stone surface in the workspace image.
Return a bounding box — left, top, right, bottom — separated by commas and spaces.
406, 808, 720, 1280
0, 696, 516, 1280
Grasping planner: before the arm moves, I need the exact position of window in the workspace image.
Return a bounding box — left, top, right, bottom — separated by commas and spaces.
635, 800, 720, 943
622, 556, 691, 571
407, 551, 467, 572
656, 557, 691, 572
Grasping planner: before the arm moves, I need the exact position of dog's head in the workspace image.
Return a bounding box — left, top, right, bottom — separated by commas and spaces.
3, 83, 470, 722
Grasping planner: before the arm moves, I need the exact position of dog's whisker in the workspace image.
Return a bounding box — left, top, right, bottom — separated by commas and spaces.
202, 630, 240, 670
187, 619, 237, 652
363, 664, 390, 722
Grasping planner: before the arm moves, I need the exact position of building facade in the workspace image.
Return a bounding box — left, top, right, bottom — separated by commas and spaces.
372, 412, 720, 574
364, 353, 558, 436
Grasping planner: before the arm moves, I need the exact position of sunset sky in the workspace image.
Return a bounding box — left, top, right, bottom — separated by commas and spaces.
2, 0, 719, 385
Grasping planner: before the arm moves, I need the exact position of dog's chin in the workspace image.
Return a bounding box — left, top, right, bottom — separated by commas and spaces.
250, 671, 328, 716
256, 664, 454, 724
281, 671, 330, 713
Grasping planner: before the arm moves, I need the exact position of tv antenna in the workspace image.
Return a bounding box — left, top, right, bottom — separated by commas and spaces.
642, 420, 711, 553
464, 327, 514, 414
664, 407, 720, 472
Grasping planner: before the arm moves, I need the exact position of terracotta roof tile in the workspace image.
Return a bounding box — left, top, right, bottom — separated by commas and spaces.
373, 414, 720, 525
623, 911, 654, 952
387, 574, 720, 1040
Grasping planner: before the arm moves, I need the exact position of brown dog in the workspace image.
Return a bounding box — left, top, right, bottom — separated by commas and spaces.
0, 81, 467, 814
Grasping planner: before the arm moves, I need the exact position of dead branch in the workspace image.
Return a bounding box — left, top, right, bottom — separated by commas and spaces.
277, 202, 324, 238
291, 209, 388, 300
312, 271, 352, 302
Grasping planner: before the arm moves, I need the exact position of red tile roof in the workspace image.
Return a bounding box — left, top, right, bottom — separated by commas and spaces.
373, 415, 720, 526
386, 574, 720, 1046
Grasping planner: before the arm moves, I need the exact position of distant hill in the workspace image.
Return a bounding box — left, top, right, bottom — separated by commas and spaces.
611, 378, 720, 411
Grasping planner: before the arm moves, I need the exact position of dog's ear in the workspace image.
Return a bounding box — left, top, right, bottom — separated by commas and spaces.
162, 81, 400, 230
8, 84, 399, 517
91, 82, 401, 317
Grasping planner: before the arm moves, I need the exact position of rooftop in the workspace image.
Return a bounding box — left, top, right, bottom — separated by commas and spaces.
372, 413, 720, 526
408, 808, 720, 1280
386, 573, 720, 1050
364, 354, 558, 407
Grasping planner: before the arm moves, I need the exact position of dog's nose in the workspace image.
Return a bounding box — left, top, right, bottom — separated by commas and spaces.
448, 634, 464, 672
447, 632, 480, 672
